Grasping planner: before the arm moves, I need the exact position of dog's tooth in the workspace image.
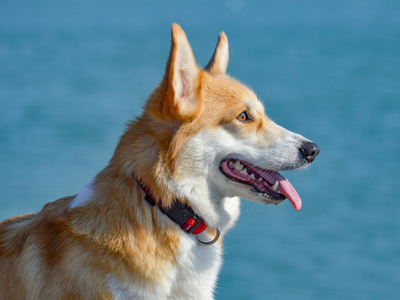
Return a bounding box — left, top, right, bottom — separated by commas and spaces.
249, 173, 255, 179
240, 168, 248, 175
228, 161, 233, 167
233, 160, 244, 171
258, 177, 263, 182
272, 181, 279, 191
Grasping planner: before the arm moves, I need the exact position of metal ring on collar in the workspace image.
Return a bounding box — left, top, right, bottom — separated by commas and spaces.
196, 226, 220, 246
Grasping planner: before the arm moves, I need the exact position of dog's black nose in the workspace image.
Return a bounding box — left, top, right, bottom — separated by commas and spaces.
300, 142, 320, 163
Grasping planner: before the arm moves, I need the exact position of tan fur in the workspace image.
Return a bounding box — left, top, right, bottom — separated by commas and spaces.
0, 24, 294, 299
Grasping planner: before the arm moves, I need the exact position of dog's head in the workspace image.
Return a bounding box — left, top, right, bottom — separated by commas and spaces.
123, 24, 319, 217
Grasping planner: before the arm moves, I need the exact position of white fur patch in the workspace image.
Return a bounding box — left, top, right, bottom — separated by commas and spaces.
69, 175, 97, 208
108, 273, 173, 300
107, 233, 222, 300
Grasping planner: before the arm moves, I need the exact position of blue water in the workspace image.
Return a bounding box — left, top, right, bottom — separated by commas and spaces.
1, 1, 399, 299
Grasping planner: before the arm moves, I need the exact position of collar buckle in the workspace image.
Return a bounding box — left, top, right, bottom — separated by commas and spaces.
162, 202, 201, 234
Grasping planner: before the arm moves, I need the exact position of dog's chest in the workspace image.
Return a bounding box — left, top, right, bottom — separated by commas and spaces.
108, 235, 222, 300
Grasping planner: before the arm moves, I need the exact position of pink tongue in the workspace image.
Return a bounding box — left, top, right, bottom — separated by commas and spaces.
259, 170, 302, 211
278, 177, 302, 211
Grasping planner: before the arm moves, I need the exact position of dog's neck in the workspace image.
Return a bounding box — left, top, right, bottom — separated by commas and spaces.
134, 175, 208, 235
69, 108, 241, 239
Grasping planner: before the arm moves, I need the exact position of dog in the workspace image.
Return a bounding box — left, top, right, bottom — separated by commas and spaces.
0, 24, 319, 300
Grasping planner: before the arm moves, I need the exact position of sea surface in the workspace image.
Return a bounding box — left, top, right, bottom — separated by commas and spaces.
1, 1, 399, 299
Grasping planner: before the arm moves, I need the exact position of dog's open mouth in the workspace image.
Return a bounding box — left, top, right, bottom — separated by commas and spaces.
220, 159, 302, 210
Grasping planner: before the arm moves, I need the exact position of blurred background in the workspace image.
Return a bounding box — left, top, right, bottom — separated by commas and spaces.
1, 0, 399, 299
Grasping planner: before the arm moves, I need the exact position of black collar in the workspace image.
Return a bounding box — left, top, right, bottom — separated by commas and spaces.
134, 176, 208, 235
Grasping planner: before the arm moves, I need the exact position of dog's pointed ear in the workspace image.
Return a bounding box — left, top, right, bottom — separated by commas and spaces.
204, 32, 229, 75
163, 24, 200, 119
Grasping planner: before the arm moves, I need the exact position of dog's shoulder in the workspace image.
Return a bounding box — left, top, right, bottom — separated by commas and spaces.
0, 196, 74, 256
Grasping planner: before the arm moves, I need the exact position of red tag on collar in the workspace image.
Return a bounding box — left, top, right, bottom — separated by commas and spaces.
192, 220, 207, 235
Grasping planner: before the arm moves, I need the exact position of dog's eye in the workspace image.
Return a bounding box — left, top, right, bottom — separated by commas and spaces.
237, 111, 251, 122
